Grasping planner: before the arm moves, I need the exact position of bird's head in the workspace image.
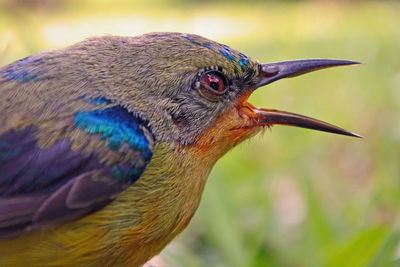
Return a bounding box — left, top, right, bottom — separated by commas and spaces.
77, 32, 359, 157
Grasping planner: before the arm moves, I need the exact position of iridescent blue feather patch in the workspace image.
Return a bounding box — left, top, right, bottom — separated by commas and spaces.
74, 105, 153, 182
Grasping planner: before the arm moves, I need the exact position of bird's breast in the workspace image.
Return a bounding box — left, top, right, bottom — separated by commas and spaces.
88, 141, 216, 265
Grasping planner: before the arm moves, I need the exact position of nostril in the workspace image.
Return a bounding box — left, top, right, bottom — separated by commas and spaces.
261, 65, 279, 77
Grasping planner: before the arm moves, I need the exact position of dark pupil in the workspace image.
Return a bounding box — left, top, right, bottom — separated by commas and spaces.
210, 82, 220, 91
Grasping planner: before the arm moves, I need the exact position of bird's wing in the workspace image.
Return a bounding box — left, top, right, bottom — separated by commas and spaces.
0, 105, 154, 239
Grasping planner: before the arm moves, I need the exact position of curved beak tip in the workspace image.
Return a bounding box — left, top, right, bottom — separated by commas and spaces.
348, 132, 363, 138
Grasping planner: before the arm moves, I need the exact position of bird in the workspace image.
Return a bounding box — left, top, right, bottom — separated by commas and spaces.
0, 32, 360, 266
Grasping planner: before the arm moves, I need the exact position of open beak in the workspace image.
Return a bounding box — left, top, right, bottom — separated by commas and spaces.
250, 59, 361, 137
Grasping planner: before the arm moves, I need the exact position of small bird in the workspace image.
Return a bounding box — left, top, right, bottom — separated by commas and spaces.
0, 32, 359, 266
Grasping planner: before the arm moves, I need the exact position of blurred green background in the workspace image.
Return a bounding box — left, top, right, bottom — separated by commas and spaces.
1, 0, 399, 266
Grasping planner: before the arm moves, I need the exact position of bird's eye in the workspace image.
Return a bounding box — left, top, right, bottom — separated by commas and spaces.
197, 71, 228, 101
204, 73, 224, 92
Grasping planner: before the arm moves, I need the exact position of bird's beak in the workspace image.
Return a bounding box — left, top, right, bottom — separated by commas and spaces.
247, 59, 361, 137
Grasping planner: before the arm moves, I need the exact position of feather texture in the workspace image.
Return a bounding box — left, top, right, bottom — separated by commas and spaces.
0, 104, 154, 238
0, 32, 262, 266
